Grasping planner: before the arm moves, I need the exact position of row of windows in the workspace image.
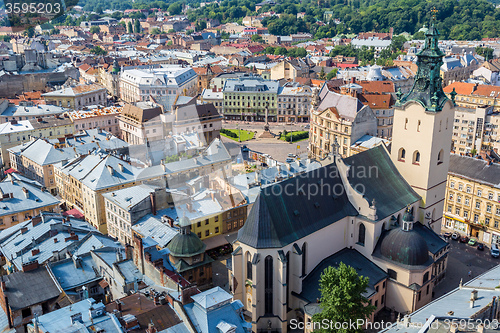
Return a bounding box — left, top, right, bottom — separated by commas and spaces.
450, 181, 500, 201
398, 148, 444, 165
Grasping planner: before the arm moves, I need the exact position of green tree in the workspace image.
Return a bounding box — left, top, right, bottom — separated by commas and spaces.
168, 2, 182, 15
134, 19, 141, 33
127, 21, 133, 33
90, 46, 107, 55
90, 26, 101, 34
50, 28, 60, 35
391, 35, 407, 52
23, 27, 35, 38
168, 29, 176, 33
326, 68, 338, 80
319, 67, 326, 80
150, 27, 161, 34
251, 34, 264, 43
312, 263, 376, 333
476, 46, 494, 61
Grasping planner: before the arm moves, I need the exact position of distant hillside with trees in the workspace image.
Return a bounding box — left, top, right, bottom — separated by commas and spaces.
53, 0, 500, 40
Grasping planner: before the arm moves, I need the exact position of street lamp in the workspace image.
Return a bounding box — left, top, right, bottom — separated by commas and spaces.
236, 124, 241, 142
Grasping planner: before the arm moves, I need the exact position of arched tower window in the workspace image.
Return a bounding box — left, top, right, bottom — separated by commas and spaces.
246, 252, 252, 280
417, 120, 421, 132
264, 256, 273, 315
404, 118, 408, 130
437, 149, 444, 165
413, 151, 420, 164
358, 223, 366, 246
301, 243, 307, 277
398, 148, 406, 161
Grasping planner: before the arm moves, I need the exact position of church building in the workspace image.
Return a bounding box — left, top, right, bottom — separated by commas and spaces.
228, 20, 453, 332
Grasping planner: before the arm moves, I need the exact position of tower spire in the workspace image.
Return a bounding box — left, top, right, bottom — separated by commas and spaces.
396, 9, 448, 112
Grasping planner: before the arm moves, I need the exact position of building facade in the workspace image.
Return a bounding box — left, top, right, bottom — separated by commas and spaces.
443, 155, 500, 246
119, 65, 198, 103
222, 77, 279, 122
42, 83, 107, 109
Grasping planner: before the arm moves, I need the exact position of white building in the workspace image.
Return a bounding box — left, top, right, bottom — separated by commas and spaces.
119, 65, 198, 103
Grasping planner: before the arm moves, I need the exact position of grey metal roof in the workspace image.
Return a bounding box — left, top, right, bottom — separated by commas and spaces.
49, 253, 100, 290
448, 154, 500, 188
0, 213, 95, 271
12, 138, 75, 166
102, 184, 157, 211
136, 138, 232, 181
317, 90, 366, 122
0, 176, 60, 217
1, 104, 68, 117
223, 77, 279, 93
33, 298, 122, 333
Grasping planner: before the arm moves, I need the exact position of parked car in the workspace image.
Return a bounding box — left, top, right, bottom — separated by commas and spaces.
443, 232, 452, 239
451, 233, 460, 241
460, 235, 469, 243
287, 153, 297, 158
477, 243, 485, 251
285, 158, 295, 163
304, 124, 310, 130
468, 238, 477, 246
491, 244, 500, 258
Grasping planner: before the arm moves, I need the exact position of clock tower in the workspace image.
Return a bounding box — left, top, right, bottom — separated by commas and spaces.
390, 15, 454, 233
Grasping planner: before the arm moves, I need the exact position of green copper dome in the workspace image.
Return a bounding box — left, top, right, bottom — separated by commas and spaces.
396, 19, 449, 112
167, 215, 206, 258
167, 232, 206, 258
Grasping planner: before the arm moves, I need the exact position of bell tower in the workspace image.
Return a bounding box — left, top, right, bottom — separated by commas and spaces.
390, 12, 454, 233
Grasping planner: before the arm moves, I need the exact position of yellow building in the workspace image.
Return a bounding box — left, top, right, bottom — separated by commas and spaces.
0, 117, 74, 170
0, 174, 60, 229
42, 83, 107, 110
443, 154, 500, 246
309, 87, 377, 159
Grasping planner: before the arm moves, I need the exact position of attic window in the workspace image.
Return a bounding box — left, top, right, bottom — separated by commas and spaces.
293, 210, 300, 216
314, 202, 320, 208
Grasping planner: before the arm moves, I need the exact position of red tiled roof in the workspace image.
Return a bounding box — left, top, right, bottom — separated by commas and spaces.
443, 82, 476, 95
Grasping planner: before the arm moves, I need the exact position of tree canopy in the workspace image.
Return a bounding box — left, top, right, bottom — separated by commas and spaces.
312, 263, 376, 333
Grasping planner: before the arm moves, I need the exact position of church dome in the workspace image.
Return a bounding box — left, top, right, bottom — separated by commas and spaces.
167, 215, 206, 258
167, 232, 206, 258
380, 228, 429, 266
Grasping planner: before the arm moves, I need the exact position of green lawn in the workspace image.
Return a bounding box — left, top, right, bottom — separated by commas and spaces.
220, 128, 255, 141
279, 131, 309, 142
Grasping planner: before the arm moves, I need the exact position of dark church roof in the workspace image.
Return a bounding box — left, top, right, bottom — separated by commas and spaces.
237, 145, 420, 249
298, 248, 387, 302
237, 163, 357, 249
344, 145, 421, 219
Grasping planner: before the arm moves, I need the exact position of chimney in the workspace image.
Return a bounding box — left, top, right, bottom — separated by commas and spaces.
471, 289, 478, 301
351, 77, 356, 84
211, 192, 215, 201
478, 324, 484, 333
31, 248, 40, 256
0, 281, 6, 291
32, 216, 42, 227
20, 227, 28, 234
22, 260, 39, 272
150, 192, 156, 216
107, 165, 114, 175
22, 187, 28, 199
450, 324, 458, 333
